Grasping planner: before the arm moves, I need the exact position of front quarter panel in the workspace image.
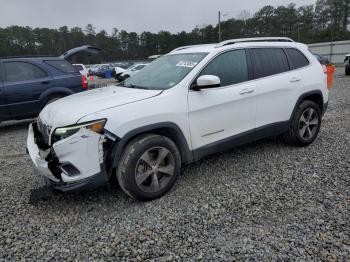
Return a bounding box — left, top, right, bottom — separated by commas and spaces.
78, 86, 192, 150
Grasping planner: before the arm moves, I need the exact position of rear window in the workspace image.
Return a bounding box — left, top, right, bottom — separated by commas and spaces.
45, 60, 78, 73
285, 48, 309, 69
74, 65, 84, 71
250, 48, 290, 79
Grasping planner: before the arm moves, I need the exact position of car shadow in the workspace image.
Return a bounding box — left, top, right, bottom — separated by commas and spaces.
28, 135, 290, 208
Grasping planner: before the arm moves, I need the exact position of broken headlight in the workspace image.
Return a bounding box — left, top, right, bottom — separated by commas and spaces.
52, 119, 107, 143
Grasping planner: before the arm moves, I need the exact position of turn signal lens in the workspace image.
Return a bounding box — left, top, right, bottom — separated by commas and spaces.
88, 121, 106, 133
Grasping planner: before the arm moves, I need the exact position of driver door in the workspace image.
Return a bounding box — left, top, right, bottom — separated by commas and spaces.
188, 49, 257, 154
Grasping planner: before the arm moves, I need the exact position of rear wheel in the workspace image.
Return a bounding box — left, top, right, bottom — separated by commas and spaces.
284, 100, 322, 146
345, 65, 350, 75
46, 94, 65, 105
117, 134, 181, 201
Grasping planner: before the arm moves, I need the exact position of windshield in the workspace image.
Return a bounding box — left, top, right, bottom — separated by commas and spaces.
126, 65, 136, 70
122, 53, 207, 90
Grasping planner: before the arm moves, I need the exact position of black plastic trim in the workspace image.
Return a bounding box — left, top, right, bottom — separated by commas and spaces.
50, 164, 109, 192
111, 122, 193, 168
193, 121, 289, 161
289, 90, 324, 121
322, 101, 328, 116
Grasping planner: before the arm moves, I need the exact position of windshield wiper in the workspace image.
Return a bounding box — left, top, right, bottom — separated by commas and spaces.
124, 84, 149, 90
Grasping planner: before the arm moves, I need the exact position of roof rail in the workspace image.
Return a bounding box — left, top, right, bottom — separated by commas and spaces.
170, 44, 214, 53
0, 55, 57, 59
215, 37, 294, 48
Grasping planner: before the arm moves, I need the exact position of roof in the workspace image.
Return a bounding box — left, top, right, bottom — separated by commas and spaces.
0, 56, 62, 61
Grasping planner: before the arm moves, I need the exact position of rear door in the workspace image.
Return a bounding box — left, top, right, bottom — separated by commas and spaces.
249, 47, 301, 132
3, 60, 53, 119
0, 61, 10, 121
45, 59, 82, 93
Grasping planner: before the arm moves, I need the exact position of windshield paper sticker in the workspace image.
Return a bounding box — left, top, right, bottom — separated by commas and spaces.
176, 61, 198, 68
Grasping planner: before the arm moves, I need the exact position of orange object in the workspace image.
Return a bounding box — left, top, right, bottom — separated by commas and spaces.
326, 65, 335, 89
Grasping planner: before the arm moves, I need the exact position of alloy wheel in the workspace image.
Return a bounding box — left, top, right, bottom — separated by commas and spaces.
298, 108, 319, 140
135, 147, 175, 193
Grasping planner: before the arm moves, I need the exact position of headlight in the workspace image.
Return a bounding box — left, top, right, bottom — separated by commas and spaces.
53, 119, 107, 142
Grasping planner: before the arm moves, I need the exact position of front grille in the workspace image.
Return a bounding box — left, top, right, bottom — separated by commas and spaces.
37, 117, 52, 146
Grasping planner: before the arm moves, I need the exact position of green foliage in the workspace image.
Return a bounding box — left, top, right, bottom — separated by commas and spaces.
0, 1, 349, 62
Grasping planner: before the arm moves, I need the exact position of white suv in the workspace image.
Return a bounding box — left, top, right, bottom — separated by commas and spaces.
27, 37, 328, 201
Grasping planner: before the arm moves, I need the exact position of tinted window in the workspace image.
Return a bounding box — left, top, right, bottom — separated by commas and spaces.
4, 62, 48, 83
74, 65, 84, 71
285, 48, 310, 69
199, 49, 248, 86
45, 60, 77, 73
250, 48, 290, 79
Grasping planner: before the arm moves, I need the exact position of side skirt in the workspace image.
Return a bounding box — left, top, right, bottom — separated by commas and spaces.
193, 121, 289, 161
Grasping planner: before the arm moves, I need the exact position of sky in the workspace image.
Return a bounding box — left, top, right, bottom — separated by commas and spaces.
0, 0, 315, 34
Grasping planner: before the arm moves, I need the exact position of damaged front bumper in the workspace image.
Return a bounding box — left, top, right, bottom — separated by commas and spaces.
26, 122, 114, 192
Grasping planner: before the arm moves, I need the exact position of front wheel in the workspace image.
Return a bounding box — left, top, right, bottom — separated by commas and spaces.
284, 100, 322, 146
117, 134, 181, 201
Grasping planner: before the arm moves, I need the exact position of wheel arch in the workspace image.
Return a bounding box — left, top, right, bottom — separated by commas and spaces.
111, 122, 193, 169
39, 87, 73, 104
290, 90, 324, 120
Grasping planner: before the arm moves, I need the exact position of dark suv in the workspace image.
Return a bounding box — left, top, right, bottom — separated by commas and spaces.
0, 46, 100, 122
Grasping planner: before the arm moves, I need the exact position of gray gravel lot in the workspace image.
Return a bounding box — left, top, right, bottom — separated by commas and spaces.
0, 70, 349, 261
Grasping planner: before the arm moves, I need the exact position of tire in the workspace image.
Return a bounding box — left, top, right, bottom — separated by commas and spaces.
116, 134, 181, 201
345, 65, 350, 76
284, 100, 322, 146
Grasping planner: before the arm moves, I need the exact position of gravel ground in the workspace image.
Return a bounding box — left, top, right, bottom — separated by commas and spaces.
0, 70, 349, 261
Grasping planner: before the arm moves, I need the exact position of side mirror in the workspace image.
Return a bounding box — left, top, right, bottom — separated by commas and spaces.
192, 75, 221, 91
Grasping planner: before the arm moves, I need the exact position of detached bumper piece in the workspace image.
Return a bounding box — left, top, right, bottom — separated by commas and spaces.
27, 122, 113, 192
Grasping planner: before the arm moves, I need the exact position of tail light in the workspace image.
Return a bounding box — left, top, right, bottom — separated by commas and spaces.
322, 65, 327, 74
82, 75, 88, 89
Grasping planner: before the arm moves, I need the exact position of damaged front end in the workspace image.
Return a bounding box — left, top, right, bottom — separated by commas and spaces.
27, 119, 117, 192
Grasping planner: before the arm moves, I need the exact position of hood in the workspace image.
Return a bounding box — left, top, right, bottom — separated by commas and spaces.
39, 86, 162, 128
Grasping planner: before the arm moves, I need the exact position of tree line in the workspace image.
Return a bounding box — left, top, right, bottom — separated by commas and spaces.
0, 0, 349, 63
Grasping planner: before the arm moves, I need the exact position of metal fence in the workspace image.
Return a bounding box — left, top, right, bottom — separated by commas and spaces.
308, 40, 350, 65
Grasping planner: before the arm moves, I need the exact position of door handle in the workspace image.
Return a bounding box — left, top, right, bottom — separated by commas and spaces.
239, 88, 254, 95
290, 77, 301, 83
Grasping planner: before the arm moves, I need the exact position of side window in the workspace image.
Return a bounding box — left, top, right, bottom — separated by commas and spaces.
250, 48, 290, 79
284, 48, 310, 69
198, 49, 248, 87
4, 62, 47, 83
45, 60, 77, 73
